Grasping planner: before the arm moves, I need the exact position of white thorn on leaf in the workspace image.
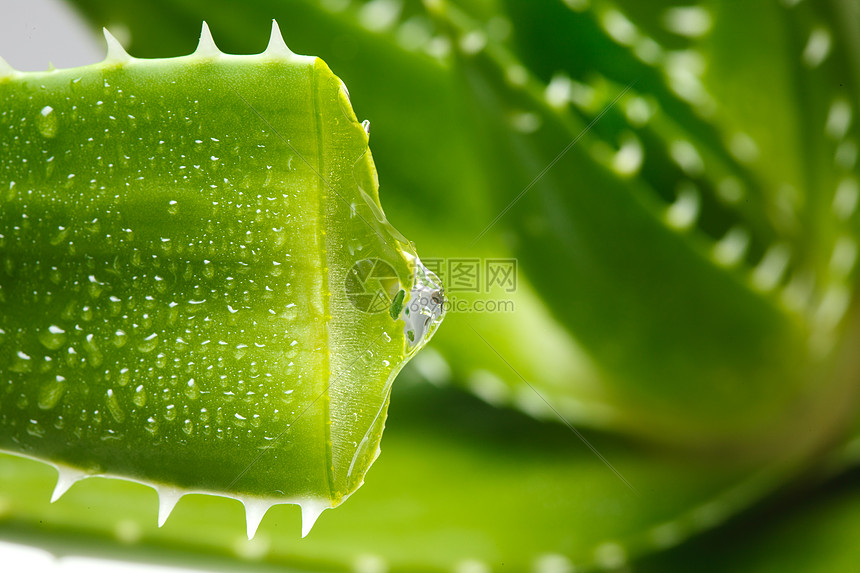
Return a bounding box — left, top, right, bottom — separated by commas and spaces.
156, 486, 184, 527
752, 244, 791, 292
300, 499, 330, 538
51, 466, 86, 503
242, 498, 273, 540
195, 21, 221, 57
803, 27, 832, 69
665, 182, 701, 230
103, 28, 131, 62
265, 20, 294, 56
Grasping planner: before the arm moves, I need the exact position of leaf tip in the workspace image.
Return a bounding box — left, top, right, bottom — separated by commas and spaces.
265, 20, 294, 57
195, 21, 221, 57
102, 28, 131, 63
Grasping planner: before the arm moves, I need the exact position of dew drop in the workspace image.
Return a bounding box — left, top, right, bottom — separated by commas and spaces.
138, 333, 159, 353
27, 419, 46, 438
87, 276, 103, 299
38, 376, 67, 410
83, 334, 104, 367
113, 329, 128, 348
50, 226, 70, 246
38, 325, 67, 350
37, 105, 59, 138
144, 416, 158, 435
106, 389, 125, 423
133, 384, 147, 407
184, 378, 200, 400
10, 351, 32, 373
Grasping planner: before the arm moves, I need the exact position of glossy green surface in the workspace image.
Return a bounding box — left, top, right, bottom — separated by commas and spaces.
0, 40, 428, 504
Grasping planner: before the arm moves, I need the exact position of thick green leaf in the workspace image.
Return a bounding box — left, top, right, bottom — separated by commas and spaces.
64, 0, 628, 431
65, 0, 860, 445
637, 467, 860, 573
0, 25, 443, 537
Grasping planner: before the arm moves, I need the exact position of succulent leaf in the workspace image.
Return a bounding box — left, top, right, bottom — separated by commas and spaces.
0, 23, 443, 537
427, 0, 860, 447
64, 0, 626, 432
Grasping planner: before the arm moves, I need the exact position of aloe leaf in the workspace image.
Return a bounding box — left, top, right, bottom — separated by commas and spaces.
422, 0, 860, 448
637, 471, 860, 572
0, 24, 443, 538
63, 0, 630, 428
0, 380, 798, 571
67, 0, 860, 446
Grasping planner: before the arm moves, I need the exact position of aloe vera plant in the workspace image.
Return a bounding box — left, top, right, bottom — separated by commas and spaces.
2, 0, 860, 571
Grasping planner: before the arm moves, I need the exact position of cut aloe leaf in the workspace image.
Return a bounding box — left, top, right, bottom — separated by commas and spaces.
64, 0, 628, 429
67, 0, 860, 447
0, 23, 443, 538
0, 380, 798, 571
